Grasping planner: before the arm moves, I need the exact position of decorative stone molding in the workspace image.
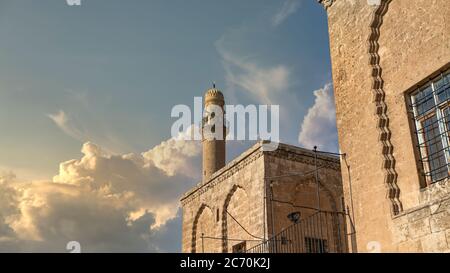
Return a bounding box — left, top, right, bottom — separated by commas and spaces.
266, 148, 341, 172
180, 143, 341, 205
204, 88, 224, 106
181, 148, 263, 205
317, 0, 334, 9
367, 0, 403, 215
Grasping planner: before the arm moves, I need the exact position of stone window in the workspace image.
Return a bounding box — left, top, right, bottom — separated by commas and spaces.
411, 69, 450, 185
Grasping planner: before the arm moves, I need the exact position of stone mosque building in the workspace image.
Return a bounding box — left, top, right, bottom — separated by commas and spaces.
181, 88, 346, 253
322, 0, 450, 252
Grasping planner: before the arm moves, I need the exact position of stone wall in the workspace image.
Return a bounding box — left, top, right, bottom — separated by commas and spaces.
392, 180, 450, 252
181, 143, 266, 253
264, 145, 345, 252
181, 142, 345, 253
324, 0, 450, 252
264, 146, 343, 234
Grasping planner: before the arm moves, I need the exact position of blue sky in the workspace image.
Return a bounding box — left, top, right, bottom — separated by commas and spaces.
0, 0, 337, 252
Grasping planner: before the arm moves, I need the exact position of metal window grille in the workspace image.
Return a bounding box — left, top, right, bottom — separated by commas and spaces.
246, 211, 347, 253
411, 69, 450, 184
305, 237, 328, 253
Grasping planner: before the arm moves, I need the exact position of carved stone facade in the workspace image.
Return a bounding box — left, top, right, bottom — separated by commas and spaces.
180, 142, 344, 253
324, 0, 450, 252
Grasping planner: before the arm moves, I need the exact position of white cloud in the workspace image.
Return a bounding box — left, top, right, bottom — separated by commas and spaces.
47, 110, 84, 142
143, 125, 200, 178
0, 127, 201, 252
217, 45, 291, 105
47, 110, 132, 154
298, 83, 338, 152
214, 18, 302, 140
272, 0, 301, 27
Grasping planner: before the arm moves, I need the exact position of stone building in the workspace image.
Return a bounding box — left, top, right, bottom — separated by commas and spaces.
320, 0, 450, 252
180, 88, 346, 253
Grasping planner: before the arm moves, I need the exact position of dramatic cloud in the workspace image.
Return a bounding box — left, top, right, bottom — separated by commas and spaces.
272, 0, 301, 27
298, 83, 338, 152
0, 127, 201, 252
143, 127, 200, 178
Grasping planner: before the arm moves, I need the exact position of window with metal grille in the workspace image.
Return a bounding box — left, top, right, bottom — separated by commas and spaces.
304, 237, 328, 253
411, 69, 450, 184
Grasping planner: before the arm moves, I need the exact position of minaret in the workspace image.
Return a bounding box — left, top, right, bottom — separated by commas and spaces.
202, 85, 226, 182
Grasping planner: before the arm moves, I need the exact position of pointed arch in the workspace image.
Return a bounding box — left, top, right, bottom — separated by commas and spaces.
221, 184, 249, 252
191, 203, 213, 253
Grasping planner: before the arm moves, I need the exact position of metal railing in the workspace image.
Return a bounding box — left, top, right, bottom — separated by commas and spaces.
246, 210, 347, 253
